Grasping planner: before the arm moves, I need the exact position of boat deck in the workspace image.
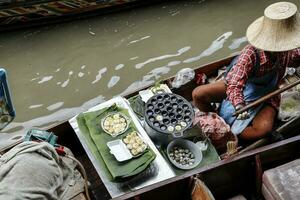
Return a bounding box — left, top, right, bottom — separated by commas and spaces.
51, 119, 300, 199
46, 55, 300, 199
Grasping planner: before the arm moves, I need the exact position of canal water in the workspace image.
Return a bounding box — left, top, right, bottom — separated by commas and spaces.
0, 0, 299, 142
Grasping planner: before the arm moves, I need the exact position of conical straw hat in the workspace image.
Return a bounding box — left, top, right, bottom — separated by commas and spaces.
246, 2, 300, 52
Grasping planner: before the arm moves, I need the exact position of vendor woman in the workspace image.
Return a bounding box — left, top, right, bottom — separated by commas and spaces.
192, 2, 300, 140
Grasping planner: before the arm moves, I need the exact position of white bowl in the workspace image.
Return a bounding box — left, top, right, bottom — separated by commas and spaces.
167, 139, 203, 170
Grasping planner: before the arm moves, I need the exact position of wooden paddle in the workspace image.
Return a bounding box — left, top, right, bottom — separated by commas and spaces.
233, 79, 300, 116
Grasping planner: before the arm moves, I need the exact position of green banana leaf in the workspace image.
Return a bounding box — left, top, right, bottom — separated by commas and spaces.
76, 104, 156, 180
76, 113, 113, 180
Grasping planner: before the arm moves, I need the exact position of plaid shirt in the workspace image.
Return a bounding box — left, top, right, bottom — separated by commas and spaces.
226, 44, 300, 109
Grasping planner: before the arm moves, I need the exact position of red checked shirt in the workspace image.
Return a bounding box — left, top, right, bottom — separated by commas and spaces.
225, 44, 300, 109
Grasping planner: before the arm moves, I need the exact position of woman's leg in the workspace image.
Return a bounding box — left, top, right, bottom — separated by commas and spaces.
239, 105, 277, 140
192, 80, 227, 112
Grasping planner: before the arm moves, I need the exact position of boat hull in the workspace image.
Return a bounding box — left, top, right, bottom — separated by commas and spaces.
0, 0, 163, 31
49, 120, 300, 199
44, 54, 300, 199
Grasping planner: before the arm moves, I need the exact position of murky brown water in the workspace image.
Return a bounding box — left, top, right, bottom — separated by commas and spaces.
0, 0, 299, 138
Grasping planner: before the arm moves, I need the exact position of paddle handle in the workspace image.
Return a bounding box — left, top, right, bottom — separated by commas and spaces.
233, 79, 300, 116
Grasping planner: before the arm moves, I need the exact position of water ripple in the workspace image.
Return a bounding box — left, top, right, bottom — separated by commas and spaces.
38, 76, 53, 84
128, 35, 151, 45
135, 46, 191, 69
29, 104, 43, 109
78, 72, 84, 77
147, 66, 170, 79
47, 102, 64, 111
115, 64, 125, 70
4, 95, 106, 134
121, 65, 171, 95
121, 79, 155, 96
61, 79, 70, 88
107, 76, 120, 88
92, 67, 107, 84
228, 36, 247, 50
167, 60, 181, 66
183, 32, 232, 63
130, 56, 139, 60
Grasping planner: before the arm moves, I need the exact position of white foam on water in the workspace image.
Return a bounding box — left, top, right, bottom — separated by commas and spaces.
141, 36, 151, 40
130, 56, 139, 60
142, 74, 153, 82
135, 46, 191, 69
107, 76, 120, 88
61, 79, 70, 88
92, 67, 107, 84
113, 38, 125, 48
38, 76, 53, 84
115, 64, 125, 70
128, 35, 151, 45
147, 66, 170, 79
167, 60, 181, 66
47, 102, 64, 111
30, 77, 39, 81
171, 11, 180, 16
183, 32, 233, 63
55, 68, 61, 72
81, 65, 86, 69
120, 65, 169, 95
228, 36, 247, 50
4, 95, 106, 135
60, 71, 73, 87
121, 79, 155, 96
29, 104, 43, 109
78, 72, 84, 77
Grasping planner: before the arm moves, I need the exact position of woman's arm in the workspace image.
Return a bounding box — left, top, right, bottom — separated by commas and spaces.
226, 45, 257, 107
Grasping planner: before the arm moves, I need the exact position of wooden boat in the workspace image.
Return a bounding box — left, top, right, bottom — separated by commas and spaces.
46, 54, 300, 199
0, 0, 164, 31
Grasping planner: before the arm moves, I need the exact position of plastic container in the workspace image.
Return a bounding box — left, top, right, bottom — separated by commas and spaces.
171, 68, 195, 88
167, 139, 202, 170
122, 131, 148, 157
107, 139, 133, 162
196, 141, 208, 151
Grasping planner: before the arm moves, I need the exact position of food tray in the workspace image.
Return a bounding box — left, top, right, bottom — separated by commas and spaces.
101, 112, 130, 137
69, 96, 176, 198
123, 131, 148, 157
107, 131, 148, 162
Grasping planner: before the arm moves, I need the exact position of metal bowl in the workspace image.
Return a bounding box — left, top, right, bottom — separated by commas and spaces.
101, 112, 130, 137
167, 139, 202, 170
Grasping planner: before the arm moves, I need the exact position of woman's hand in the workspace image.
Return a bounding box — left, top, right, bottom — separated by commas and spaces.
235, 104, 250, 120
